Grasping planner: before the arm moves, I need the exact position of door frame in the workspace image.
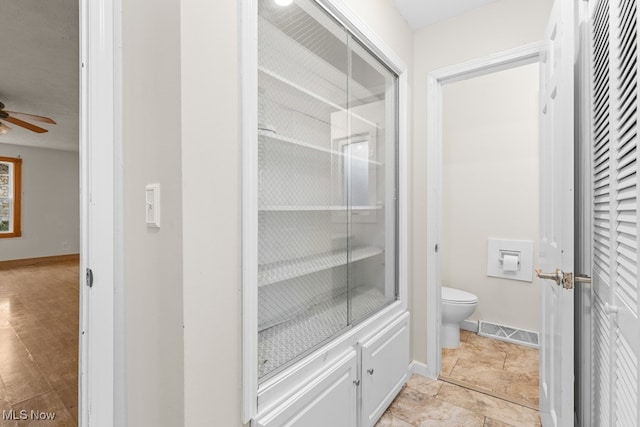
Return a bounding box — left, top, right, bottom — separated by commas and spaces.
574, 0, 594, 424
79, 0, 124, 425
425, 42, 544, 378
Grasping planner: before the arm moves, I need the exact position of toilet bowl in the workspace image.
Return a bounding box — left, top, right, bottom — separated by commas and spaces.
441, 286, 478, 349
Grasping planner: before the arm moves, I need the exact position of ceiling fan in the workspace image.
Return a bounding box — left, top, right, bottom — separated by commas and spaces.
0, 101, 56, 135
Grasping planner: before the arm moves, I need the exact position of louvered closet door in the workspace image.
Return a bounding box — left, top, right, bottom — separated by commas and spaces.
591, 0, 640, 424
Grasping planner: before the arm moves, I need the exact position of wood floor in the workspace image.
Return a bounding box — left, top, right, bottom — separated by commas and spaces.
378, 330, 540, 426
0, 261, 78, 426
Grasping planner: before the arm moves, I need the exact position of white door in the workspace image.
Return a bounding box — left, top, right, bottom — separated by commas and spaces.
537, 0, 575, 425
590, 0, 640, 424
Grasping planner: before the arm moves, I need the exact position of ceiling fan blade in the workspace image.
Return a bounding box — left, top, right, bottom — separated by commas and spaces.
5, 111, 56, 124
0, 122, 10, 135
4, 116, 48, 133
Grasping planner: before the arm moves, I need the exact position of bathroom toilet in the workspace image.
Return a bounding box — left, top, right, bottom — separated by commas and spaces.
441, 286, 478, 348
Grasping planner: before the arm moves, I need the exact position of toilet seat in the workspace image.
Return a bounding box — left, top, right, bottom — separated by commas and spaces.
442, 287, 478, 304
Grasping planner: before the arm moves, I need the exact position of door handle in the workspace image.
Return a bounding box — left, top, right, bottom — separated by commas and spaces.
575, 274, 592, 284
535, 268, 563, 285
535, 268, 574, 289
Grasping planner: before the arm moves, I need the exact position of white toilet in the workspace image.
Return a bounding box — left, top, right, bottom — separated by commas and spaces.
441, 286, 478, 348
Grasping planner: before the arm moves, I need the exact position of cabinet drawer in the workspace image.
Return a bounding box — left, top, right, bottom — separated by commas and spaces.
360, 312, 410, 427
254, 350, 358, 427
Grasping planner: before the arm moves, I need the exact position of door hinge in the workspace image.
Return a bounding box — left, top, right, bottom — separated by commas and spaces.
86, 268, 94, 287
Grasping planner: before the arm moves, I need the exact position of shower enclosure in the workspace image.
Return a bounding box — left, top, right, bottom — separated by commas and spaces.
256, 0, 399, 381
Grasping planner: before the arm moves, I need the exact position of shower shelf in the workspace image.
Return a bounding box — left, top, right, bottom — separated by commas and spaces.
259, 205, 383, 212
259, 130, 382, 165
258, 245, 383, 287
258, 66, 380, 128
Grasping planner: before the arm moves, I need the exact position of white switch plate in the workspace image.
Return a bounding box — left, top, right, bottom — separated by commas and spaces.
145, 184, 161, 228
487, 238, 534, 282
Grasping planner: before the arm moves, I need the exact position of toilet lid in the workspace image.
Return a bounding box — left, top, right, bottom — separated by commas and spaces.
442, 287, 478, 304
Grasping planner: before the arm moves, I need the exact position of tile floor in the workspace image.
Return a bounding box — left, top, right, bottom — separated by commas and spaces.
0, 261, 79, 426
378, 330, 540, 426
441, 329, 539, 409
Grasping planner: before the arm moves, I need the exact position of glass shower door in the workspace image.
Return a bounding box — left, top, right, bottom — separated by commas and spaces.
256, 0, 398, 382
343, 35, 399, 325
257, 0, 350, 380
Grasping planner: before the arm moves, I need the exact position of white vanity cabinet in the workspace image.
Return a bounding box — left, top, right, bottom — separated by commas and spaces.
360, 313, 410, 427
254, 312, 409, 427
242, 0, 408, 424
254, 350, 358, 427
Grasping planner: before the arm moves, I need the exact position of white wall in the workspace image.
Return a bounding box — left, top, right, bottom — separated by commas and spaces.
411, 0, 552, 363
121, 0, 184, 425
0, 143, 79, 261
180, 1, 412, 426
442, 63, 540, 333
181, 0, 241, 425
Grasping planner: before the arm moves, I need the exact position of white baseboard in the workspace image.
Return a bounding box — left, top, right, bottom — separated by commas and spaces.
408, 360, 434, 379
461, 319, 478, 332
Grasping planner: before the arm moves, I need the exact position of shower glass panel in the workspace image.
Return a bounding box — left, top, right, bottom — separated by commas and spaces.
343, 35, 398, 324
256, 0, 398, 381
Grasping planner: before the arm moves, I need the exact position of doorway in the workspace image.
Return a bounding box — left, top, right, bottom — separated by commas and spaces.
436, 61, 541, 409
0, 0, 81, 423
425, 43, 544, 379
1, 0, 123, 424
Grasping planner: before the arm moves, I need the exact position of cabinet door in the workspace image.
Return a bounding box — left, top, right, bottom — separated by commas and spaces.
359, 313, 410, 427
254, 350, 358, 427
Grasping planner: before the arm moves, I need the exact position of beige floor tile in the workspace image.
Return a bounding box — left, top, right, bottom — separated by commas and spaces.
375, 412, 414, 427
0, 377, 6, 401
405, 375, 444, 397
483, 417, 515, 426
448, 358, 539, 407
0, 364, 51, 406
0, 415, 19, 427
456, 342, 507, 370
441, 347, 461, 376
388, 387, 484, 426
11, 391, 76, 427
0, 395, 14, 419
414, 398, 485, 427
436, 382, 540, 426
44, 371, 77, 423
0, 326, 52, 405
465, 333, 517, 355
0, 263, 78, 422
503, 346, 538, 376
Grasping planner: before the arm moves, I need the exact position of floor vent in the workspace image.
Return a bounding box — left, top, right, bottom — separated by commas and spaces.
478, 321, 539, 348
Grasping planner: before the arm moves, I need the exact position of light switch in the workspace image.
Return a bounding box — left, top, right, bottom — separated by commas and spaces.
145, 184, 161, 228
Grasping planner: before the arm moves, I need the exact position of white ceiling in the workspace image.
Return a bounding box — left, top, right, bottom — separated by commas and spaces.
0, 0, 78, 152
392, 0, 498, 30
